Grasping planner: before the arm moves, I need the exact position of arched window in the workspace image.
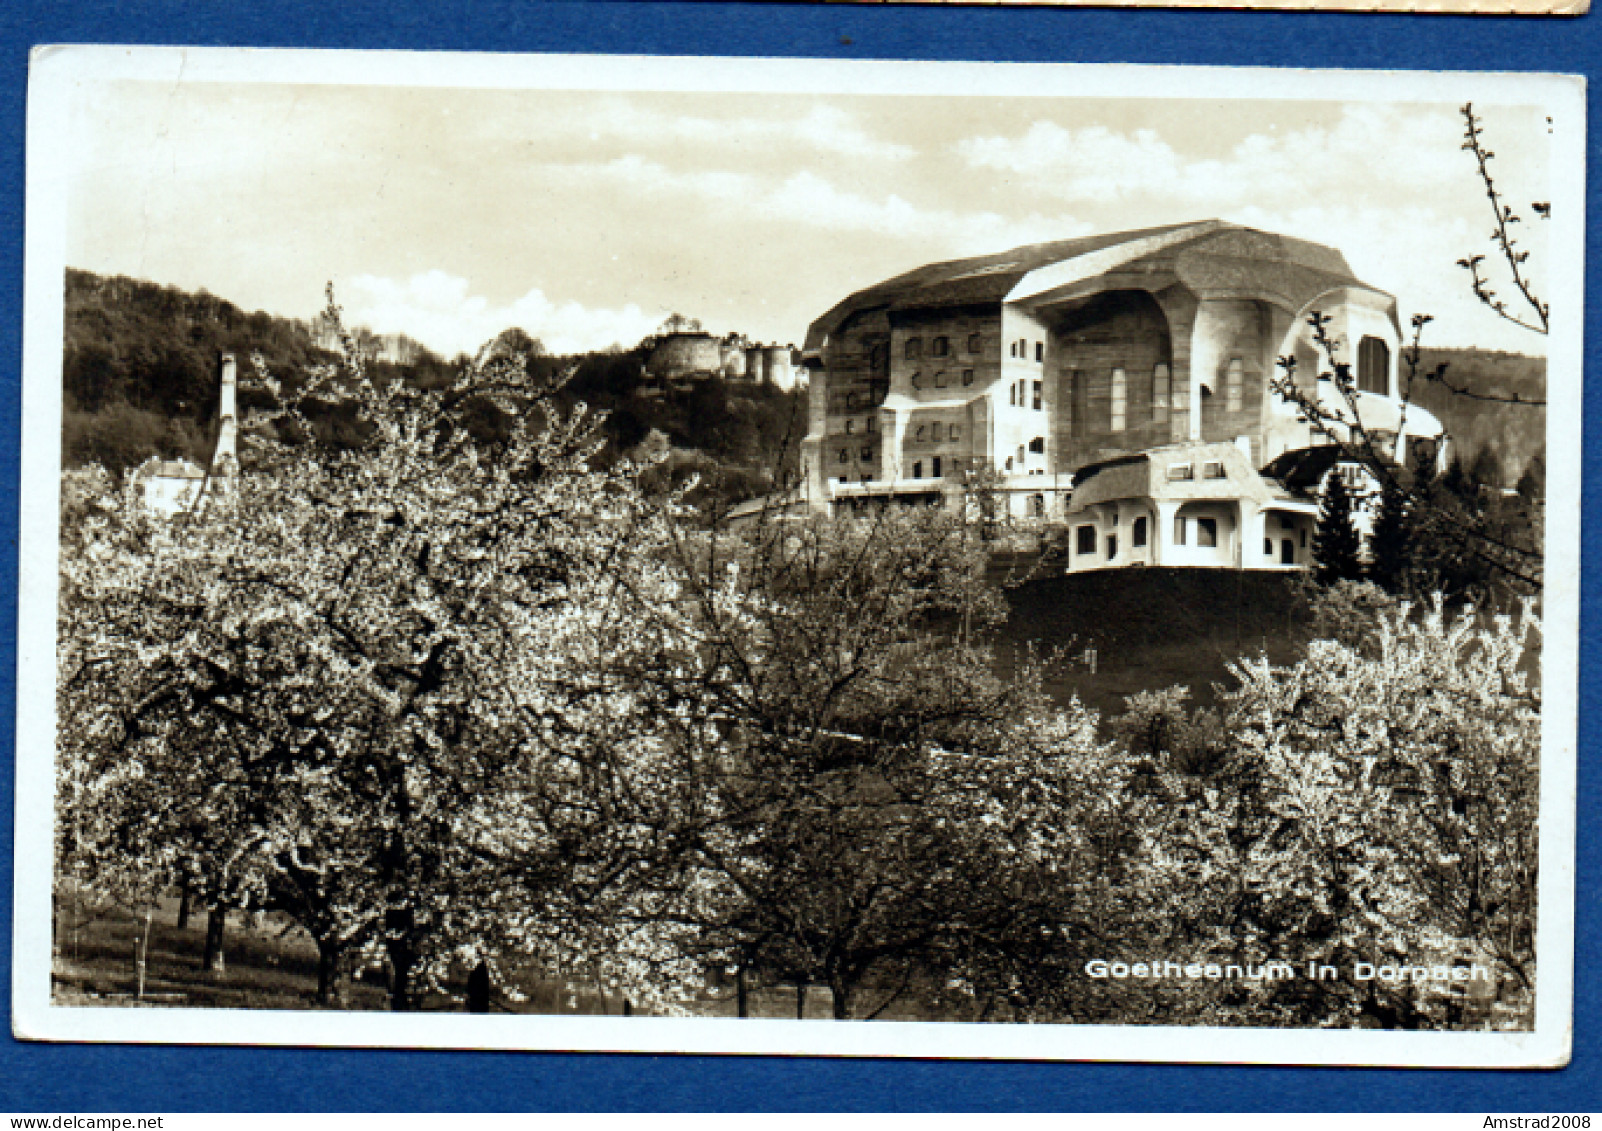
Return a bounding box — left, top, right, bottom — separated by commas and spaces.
1225, 359, 1244, 414
1110, 368, 1127, 431
1357, 336, 1390, 395
1152, 364, 1171, 424
905, 338, 922, 361
961, 369, 974, 386
931, 336, 950, 357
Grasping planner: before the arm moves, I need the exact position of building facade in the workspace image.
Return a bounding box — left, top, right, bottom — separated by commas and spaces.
798, 220, 1446, 569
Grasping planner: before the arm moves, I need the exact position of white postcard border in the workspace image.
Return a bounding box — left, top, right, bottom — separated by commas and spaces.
13, 45, 1585, 1067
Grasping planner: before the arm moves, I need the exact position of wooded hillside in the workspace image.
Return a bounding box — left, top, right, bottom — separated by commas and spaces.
60, 269, 805, 507
1411, 347, 1546, 488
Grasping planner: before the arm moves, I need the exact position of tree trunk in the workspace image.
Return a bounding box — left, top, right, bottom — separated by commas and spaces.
386, 942, 416, 1011
315, 938, 343, 1006
385, 908, 417, 1012
736, 964, 748, 1019
466, 960, 491, 1013
201, 905, 227, 975
795, 983, 806, 1020
176, 883, 191, 930
830, 975, 851, 1020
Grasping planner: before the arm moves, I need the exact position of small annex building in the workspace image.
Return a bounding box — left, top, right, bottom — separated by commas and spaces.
1063, 440, 1318, 572
130, 351, 239, 516
796, 219, 1447, 571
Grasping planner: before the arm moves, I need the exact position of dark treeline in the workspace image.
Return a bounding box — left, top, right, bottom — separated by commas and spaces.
1411, 347, 1546, 490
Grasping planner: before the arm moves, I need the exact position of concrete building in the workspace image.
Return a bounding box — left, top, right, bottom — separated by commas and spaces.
1063, 439, 1318, 573
798, 220, 1446, 568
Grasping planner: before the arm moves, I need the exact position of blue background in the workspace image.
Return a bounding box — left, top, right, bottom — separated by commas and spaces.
0, 0, 1595, 1112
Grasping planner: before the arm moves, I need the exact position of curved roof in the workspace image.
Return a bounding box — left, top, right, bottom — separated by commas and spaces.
805, 220, 1384, 352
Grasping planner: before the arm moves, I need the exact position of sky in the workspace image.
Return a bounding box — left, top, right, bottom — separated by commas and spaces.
63, 76, 1555, 358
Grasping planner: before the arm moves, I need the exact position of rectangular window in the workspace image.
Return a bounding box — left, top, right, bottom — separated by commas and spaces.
1035, 342, 1044, 362
1175, 516, 1188, 545
845, 419, 854, 435
1203, 460, 1225, 479
912, 461, 923, 479
1076, 525, 1097, 556
968, 333, 982, 354
949, 424, 960, 442
1265, 538, 1273, 555
1198, 517, 1218, 548
932, 336, 949, 357
1357, 336, 1390, 395
932, 456, 942, 478
1110, 368, 1127, 432
1152, 364, 1171, 425
1009, 384, 1017, 406
915, 425, 926, 441
1028, 436, 1045, 454
962, 369, 974, 386
934, 370, 948, 388
837, 449, 848, 464
866, 416, 877, 433
1225, 359, 1243, 414
861, 446, 873, 461
1132, 516, 1147, 548
1106, 534, 1118, 560
1032, 380, 1042, 410
1168, 463, 1193, 481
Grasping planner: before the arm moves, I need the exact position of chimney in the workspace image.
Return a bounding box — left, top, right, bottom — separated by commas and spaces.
214, 352, 238, 475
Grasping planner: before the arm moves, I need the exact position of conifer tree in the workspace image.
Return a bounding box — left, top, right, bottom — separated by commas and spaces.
1367, 474, 1413, 593
1313, 469, 1364, 585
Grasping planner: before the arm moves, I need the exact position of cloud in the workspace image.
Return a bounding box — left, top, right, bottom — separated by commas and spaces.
1229, 202, 1546, 353
957, 104, 1465, 209
581, 101, 916, 162
578, 157, 1089, 252
343, 270, 665, 357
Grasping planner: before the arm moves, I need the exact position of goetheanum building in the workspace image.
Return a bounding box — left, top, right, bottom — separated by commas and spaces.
798, 220, 1446, 568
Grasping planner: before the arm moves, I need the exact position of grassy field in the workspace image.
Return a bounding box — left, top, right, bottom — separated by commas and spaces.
990, 566, 1314, 720
51, 888, 868, 1017
52, 890, 633, 1014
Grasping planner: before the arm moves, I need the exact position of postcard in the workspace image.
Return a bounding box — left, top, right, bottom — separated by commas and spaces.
14, 46, 1583, 1066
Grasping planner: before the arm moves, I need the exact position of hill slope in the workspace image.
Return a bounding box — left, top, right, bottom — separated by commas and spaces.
61, 269, 806, 505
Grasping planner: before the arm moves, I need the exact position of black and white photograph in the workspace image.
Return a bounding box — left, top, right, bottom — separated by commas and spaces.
13, 47, 1583, 1065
